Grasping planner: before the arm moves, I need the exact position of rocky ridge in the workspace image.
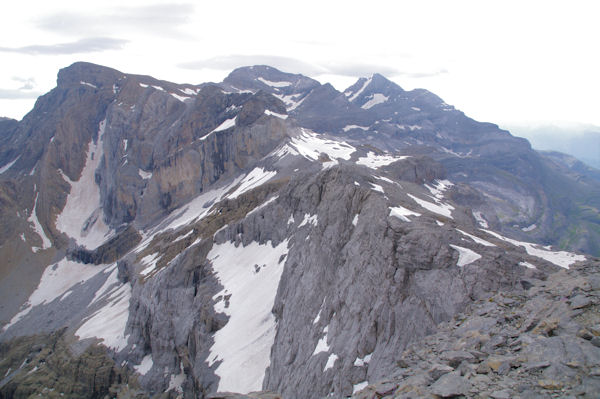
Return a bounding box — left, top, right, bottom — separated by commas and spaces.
352, 261, 600, 398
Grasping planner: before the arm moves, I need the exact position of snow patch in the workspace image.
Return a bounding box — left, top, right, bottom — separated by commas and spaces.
138, 169, 152, 179
370, 183, 384, 193
343, 125, 369, 132
246, 195, 278, 217
348, 77, 372, 102
208, 239, 289, 393
4, 258, 108, 330
407, 193, 454, 219
134, 355, 153, 375
522, 224, 537, 232
257, 77, 291, 88
313, 325, 330, 355
354, 353, 372, 367
324, 353, 338, 371
227, 167, 277, 199
289, 128, 356, 163
520, 261, 537, 269
389, 206, 421, 222
424, 180, 453, 200
472, 211, 489, 228
0, 156, 20, 174
264, 109, 288, 119
202, 117, 236, 140
56, 119, 113, 249
80, 81, 97, 89
75, 282, 131, 351
352, 214, 359, 226
27, 193, 51, 251
357, 152, 409, 169
450, 245, 481, 267
457, 229, 495, 247
482, 230, 586, 269
299, 213, 318, 227
170, 92, 191, 102
362, 93, 389, 109
353, 381, 369, 394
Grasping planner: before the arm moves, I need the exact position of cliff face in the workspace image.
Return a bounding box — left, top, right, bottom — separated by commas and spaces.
0, 62, 598, 399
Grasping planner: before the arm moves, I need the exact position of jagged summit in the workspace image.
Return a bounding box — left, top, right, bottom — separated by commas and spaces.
0, 62, 599, 398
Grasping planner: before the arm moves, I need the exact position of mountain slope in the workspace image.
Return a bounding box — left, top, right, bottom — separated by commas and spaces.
0, 62, 598, 398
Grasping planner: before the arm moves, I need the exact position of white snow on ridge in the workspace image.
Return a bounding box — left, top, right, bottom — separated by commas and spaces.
342, 125, 369, 132
357, 151, 409, 169
370, 183, 384, 193
264, 109, 288, 119
362, 93, 389, 109
257, 77, 291, 88
80, 81, 97, 89
3, 258, 109, 331
170, 92, 191, 102
56, 120, 113, 249
213, 117, 237, 133
289, 128, 356, 163
208, 239, 290, 393
457, 229, 495, 247
407, 193, 454, 219
353, 382, 369, 394
0, 156, 20, 174
354, 353, 372, 367
482, 229, 586, 269
348, 77, 372, 102
389, 206, 421, 222
450, 245, 481, 267
27, 193, 52, 252
227, 167, 277, 199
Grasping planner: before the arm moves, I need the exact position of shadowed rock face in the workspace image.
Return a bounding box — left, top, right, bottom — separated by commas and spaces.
0, 62, 598, 399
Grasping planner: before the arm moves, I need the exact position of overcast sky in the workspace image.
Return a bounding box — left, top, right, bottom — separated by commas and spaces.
1, 0, 599, 129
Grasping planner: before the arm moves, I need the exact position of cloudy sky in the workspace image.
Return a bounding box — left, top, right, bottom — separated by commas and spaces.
1, 0, 599, 128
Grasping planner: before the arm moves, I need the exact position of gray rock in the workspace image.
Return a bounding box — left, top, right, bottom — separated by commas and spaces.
569, 294, 592, 309
429, 372, 471, 397
490, 389, 512, 399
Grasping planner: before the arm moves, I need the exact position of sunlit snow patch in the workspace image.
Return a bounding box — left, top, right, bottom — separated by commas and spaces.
289, 128, 356, 164
457, 229, 495, 247
0, 155, 20, 174
201, 117, 236, 141
424, 180, 453, 200
208, 239, 289, 393
472, 211, 489, 228
134, 354, 153, 375
56, 119, 113, 249
257, 77, 291, 88
28, 193, 52, 252
3, 258, 109, 330
361, 93, 389, 109
264, 109, 288, 119
342, 125, 369, 132
450, 245, 481, 267
227, 167, 277, 199
357, 152, 409, 169
389, 206, 421, 222
407, 194, 454, 219
75, 282, 131, 351
482, 229, 585, 269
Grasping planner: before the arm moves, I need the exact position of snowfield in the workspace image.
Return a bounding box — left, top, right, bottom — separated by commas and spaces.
208, 239, 290, 393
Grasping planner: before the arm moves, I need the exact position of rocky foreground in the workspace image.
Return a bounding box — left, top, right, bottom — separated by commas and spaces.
350, 261, 600, 399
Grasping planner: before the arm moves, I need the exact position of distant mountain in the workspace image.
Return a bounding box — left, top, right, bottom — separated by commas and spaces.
0, 62, 598, 398
504, 123, 600, 169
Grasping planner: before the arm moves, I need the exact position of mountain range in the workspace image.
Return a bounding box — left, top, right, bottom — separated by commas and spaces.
0, 62, 598, 398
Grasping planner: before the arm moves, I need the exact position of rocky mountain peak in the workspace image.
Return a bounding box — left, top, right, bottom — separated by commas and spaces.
56, 61, 124, 89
